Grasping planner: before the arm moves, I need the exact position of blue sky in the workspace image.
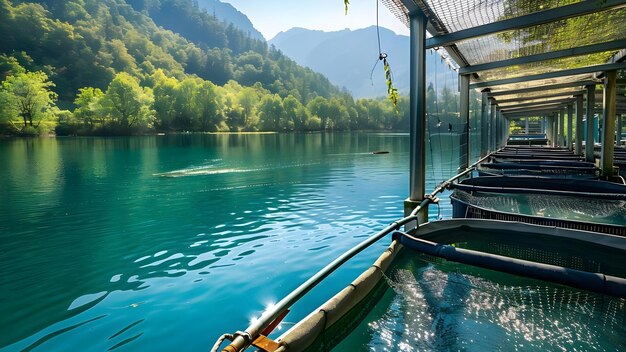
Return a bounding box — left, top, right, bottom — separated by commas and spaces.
220, 0, 410, 40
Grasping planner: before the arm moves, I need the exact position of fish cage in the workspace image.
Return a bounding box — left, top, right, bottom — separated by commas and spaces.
476, 161, 599, 178
274, 220, 626, 351
449, 176, 626, 236
507, 134, 549, 146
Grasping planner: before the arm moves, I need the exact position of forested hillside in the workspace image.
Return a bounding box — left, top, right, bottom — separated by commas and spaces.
0, 0, 407, 135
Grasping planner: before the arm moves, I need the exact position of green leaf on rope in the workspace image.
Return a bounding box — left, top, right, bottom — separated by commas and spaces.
344, 0, 350, 15
382, 56, 399, 113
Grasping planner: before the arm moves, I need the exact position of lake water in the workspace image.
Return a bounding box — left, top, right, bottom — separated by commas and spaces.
0, 133, 460, 351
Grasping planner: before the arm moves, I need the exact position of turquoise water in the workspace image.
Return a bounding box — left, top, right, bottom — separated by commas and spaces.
0, 133, 459, 351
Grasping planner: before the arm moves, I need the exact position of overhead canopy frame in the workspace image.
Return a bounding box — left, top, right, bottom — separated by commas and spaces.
384, 0, 626, 95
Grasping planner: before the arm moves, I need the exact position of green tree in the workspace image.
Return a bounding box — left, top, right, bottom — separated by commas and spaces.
237, 87, 259, 128
152, 69, 179, 130
283, 95, 308, 131
100, 72, 154, 130
307, 96, 331, 130
258, 94, 283, 131
1, 71, 57, 128
74, 87, 104, 126
195, 79, 222, 131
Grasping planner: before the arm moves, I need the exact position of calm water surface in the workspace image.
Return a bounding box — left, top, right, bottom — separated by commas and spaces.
0, 133, 457, 351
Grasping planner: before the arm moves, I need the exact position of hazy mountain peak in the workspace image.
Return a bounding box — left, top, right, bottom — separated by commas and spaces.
196, 0, 265, 41
270, 26, 409, 99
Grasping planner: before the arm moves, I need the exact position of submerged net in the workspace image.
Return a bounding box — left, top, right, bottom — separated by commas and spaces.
339, 254, 626, 351
453, 191, 626, 226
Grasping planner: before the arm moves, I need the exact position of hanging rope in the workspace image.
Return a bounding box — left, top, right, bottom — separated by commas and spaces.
369, 0, 399, 112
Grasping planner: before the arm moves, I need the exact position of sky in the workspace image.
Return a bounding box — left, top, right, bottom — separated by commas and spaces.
220, 0, 410, 40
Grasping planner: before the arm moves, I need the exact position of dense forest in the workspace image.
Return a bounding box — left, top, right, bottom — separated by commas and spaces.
0, 0, 410, 136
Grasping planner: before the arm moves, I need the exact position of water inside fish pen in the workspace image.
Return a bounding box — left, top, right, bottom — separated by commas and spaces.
453, 191, 626, 226
334, 251, 626, 351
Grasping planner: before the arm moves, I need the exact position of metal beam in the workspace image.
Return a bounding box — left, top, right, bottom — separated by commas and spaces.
504, 104, 564, 113
408, 10, 427, 203
493, 90, 585, 104
398, 0, 421, 13
459, 39, 626, 74
601, 70, 617, 178
502, 103, 567, 114
426, 0, 626, 49
498, 98, 576, 110
503, 105, 565, 114
504, 108, 563, 118
488, 81, 598, 97
470, 62, 626, 89
607, 49, 626, 64
585, 85, 596, 162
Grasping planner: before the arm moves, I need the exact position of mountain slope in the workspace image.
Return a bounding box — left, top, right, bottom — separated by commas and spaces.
196, 0, 264, 41
2, 0, 339, 103
270, 26, 409, 99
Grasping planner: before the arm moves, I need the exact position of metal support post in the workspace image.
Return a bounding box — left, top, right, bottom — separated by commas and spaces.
459, 74, 470, 170
567, 104, 573, 151
552, 112, 558, 147
502, 115, 511, 145
405, 9, 428, 225
480, 89, 490, 157
525, 117, 529, 134
575, 94, 583, 154
490, 101, 497, 151
601, 70, 617, 178
495, 108, 501, 148
585, 85, 595, 162
617, 114, 622, 146
559, 108, 565, 147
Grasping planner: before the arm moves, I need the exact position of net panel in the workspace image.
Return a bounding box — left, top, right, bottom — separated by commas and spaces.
380, 0, 625, 84
493, 88, 584, 101
486, 73, 594, 93
457, 8, 626, 66
497, 97, 575, 108
423, 0, 585, 33
475, 51, 619, 83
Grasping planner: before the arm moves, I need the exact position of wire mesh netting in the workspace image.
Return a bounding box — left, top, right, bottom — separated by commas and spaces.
381, 0, 626, 90
335, 250, 626, 351
476, 51, 622, 82
486, 73, 594, 93
453, 190, 626, 226
459, 8, 626, 66
493, 87, 583, 102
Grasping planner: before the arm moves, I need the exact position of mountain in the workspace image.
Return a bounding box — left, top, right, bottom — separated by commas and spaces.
270, 26, 409, 99
1, 0, 339, 103
196, 0, 264, 41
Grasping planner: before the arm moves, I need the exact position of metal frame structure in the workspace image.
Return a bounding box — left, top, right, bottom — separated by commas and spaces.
385, 0, 626, 193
